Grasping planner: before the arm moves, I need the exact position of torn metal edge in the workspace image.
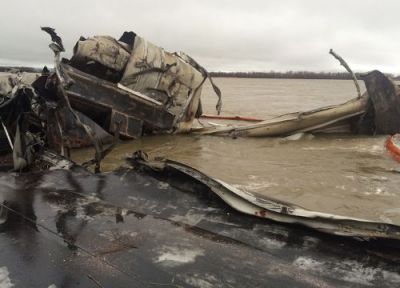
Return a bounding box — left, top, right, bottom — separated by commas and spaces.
130, 152, 400, 240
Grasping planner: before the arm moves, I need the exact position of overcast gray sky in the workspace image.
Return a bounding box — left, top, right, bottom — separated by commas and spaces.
0, 0, 399, 73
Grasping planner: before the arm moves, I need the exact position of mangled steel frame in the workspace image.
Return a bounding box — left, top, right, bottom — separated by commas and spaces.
60, 63, 175, 137
0, 26, 223, 171
45, 27, 222, 138
25, 27, 222, 170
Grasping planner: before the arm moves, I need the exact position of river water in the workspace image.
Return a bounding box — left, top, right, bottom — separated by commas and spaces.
73, 78, 400, 224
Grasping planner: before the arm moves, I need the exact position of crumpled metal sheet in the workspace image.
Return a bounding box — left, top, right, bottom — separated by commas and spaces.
0, 72, 39, 98
129, 151, 400, 240
71, 36, 130, 73
120, 36, 206, 132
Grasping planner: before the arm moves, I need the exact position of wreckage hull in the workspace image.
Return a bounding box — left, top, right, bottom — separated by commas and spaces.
61, 63, 176, 138
1, 167, 400, 287
197, 94, 368, 137
196, 70, 400, 138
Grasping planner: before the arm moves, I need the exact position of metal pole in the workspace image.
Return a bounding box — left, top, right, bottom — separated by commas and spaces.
0, 117, 13, 150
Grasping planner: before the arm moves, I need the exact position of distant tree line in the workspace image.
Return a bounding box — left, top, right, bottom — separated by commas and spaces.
0, 66, 42, 73
210, 71, 400, 80
2, 66, 399, 80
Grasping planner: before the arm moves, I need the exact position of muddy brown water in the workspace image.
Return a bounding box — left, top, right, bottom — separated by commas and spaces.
73, 78, 400, 224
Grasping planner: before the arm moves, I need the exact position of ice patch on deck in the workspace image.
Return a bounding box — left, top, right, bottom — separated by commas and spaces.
293, 256, 400, 286
154, 246, 204, 267
170, 211, 205, 226
257, 236, 286, 249
74, 195, 101, 221
181, 273, 222, 288
293, 256, 322, 270
0, 266, 14, 288
157, 181, 170, 190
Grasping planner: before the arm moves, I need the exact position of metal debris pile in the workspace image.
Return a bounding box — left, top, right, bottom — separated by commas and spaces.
2, 27, 400, 172
0, 27, 222, 171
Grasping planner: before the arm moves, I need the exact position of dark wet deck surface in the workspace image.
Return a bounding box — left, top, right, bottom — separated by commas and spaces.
1, 168, 400, 287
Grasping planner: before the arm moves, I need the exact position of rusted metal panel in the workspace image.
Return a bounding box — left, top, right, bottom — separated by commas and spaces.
62, 63, 176, 137
110, 110, 143, 138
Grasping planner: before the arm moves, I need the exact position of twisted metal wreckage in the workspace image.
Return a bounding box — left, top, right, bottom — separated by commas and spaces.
2, 28, 400, 287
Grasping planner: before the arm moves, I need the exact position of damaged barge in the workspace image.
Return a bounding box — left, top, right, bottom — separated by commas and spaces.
2, 28, 400, 287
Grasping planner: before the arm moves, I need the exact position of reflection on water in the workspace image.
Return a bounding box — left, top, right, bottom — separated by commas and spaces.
73, 78, 400, 224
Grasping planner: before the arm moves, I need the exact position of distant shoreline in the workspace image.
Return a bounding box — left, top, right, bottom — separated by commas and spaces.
0, 66, 42, 73
210, 71, 399, 80
1, 66, 398, 80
